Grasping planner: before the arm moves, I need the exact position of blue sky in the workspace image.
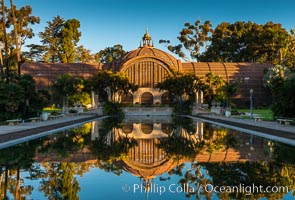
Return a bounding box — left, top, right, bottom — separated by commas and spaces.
11, 0, 295, 54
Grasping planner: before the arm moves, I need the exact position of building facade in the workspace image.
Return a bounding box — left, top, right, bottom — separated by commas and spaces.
21, 30, 272, 107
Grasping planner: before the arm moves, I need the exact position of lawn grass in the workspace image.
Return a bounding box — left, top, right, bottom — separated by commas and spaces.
236, 108, 274, 121
43, 108, 62, 113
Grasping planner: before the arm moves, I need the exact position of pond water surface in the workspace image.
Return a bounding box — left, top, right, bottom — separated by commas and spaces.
0, 116, 294, 200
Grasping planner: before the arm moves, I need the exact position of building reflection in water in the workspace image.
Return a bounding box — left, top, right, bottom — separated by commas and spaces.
89, 116, 270, 187
2, 116, 293, 200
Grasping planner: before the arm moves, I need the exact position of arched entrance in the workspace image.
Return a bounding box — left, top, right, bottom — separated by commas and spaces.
122, 124, 133, 134
121, 93, 133, 104
141, 92, 153, 105
141, 124, 153, 134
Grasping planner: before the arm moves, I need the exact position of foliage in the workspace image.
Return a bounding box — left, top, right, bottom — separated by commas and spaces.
160, 20, 213, 61
0, 139, 41, 169
68, 92, 91, 107
156, 71, 204, 105
102, 101, 124, 118
38, 16, 81, 63
88, 70, 138, 103
75, 45, 95, 63
203, 161, 294, 199
161, 20, 295, 69
0, 2, 39, 78
0, 81, 24, 119
263, 65, 295, 117
51, 74, 84, 107
201, 21, 290, 65
158, 136, 204, 161
95, 44, 125, 64
39, 162, 80, 200
263, 65, 291, 88
24, 44, 46, 62
0, 74, 48, 119
218, 81, 239, 108
38, 15, 65, 62
202, 72, 225, 106
90, 118, 137, 164
173, 100, 193, 115
59, 19, 81, 63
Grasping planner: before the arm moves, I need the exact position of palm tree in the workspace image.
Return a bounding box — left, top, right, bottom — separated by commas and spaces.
221, 81, 239, 109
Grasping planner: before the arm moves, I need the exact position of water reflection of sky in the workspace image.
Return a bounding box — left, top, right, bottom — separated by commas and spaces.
1, 117, 294, 200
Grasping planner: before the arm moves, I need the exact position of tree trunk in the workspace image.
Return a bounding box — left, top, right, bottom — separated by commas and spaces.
1, 0, 10, 83
10, 0, 21, 76
15, 167, 21, 200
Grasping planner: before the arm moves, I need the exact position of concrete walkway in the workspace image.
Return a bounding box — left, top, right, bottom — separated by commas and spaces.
0, 114, 102, 149
0, 115, 96, 135
192, 113, 295, 146
1, 110, 294, 148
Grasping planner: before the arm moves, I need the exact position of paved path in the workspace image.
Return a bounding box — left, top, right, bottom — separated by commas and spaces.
192, 113, 295, 146
0, 114, 102, 149
0, 115, 96, 135
1, 111, 294, 148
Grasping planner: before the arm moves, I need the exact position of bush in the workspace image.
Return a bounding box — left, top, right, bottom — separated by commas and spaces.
69, 109, 78, 113
173, 100, 193, 115
68, 92, 91, 107
103, 102, 124, 118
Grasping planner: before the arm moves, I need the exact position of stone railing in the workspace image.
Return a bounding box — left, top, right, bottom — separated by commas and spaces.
123, 107, 172, 116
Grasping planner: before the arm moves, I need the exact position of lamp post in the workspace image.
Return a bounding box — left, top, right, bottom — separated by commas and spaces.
250, 88, 253, 118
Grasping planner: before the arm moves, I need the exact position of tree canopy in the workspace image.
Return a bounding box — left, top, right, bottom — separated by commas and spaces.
38, 16, 81, 63
160, 20, 295, 70
89, 70, 138, 103
95, 44, 126, 64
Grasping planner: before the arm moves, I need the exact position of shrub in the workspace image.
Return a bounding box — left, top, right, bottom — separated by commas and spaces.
103, 102, 124, 118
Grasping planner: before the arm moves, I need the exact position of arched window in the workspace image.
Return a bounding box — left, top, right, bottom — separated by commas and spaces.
141, 92, 153, 105
122, 124, 133, 134
141, 124, 153, 134
121, 93, 133, 104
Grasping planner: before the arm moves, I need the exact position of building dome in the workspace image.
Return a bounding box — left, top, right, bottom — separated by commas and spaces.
119, 45, 180, 70
115, 30, 181, 88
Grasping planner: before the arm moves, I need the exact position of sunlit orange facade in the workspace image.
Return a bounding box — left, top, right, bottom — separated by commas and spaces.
21, 30, 271, 106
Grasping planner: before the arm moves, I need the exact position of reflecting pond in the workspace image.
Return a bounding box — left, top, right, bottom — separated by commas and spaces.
0, 116, 294, 200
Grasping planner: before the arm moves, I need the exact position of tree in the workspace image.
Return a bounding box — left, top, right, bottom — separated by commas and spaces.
95, 44, 125, 65
18, 74, 47, 117
39, 15, 65, 62
23, 44, 46, 62
75, 45, 94, 63
201, 21, 290, 65
281, 29, 295, 70
1, 0, 10, 82
9, 0, 20, 75
203, 72, 225, 106
39, 162, 80, 200
156, 71, 204, 106
264, 65, 295, 117
0, 81, 24, 119
59, 19, 81, 63
7, 3, 40, 75
219, 81, 239, 108
159, 20, 213, 61
51, 74, 84, 109
89, 70, 138, 103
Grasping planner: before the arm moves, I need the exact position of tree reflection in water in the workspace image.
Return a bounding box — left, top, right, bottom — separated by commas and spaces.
0, 116, 294, 199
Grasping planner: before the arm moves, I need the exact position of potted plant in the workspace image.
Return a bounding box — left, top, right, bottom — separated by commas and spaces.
41, 112, 48, 121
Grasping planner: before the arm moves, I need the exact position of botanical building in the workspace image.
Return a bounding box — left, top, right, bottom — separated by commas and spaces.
22, 30, 271, 107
